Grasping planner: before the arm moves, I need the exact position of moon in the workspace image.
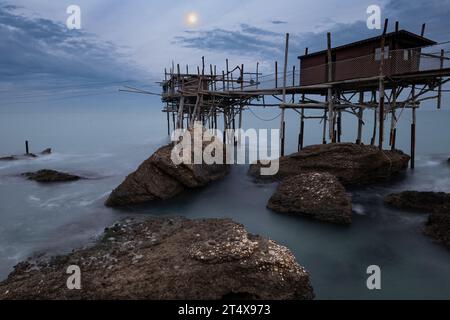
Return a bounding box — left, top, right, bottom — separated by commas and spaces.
186, 12, 199, 26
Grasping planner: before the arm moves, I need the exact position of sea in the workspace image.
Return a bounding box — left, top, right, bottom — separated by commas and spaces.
0, 104, 449, 299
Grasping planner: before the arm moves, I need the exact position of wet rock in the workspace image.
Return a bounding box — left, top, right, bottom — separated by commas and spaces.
384, 191, 450, 249
0, 148, 51, 161
268, 172, 352, 225
385, 191, 450, 213
105, 135, 229, 207
0, 156, 17, 161
0, 217, 314, 300
249, 143, 410, 186
22, 170, 82, 183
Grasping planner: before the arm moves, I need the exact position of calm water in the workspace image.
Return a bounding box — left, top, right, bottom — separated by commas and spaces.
0, 108, 449, 299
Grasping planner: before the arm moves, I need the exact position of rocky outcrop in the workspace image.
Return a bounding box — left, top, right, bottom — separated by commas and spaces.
22, 170, 82, 183
249, 143, 410, 186
0, 148, 51, 161
267, 172, 352, 225
0, 217, 314, 300
385, 191, 450, 213
105, 138, 229, 207
385, 191, 450, 249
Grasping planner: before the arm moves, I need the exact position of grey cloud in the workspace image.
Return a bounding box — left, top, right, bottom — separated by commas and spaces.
271, 20, 287, 25
0, 2, 141, 87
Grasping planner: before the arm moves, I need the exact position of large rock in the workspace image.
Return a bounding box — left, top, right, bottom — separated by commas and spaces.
385, 191, 450, 249
267, 172, 352, 225
105, 138, 229, 207
249, 143, 410, 186
22, 169, 82, 183
0, 217, 314, 300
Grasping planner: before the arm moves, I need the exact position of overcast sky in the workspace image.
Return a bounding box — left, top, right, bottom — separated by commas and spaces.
1, 0, 449, 109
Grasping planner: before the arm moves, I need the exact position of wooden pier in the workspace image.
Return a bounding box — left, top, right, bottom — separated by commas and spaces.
158, 20, 450, 168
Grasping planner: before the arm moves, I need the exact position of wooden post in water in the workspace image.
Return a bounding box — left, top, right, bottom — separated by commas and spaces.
25, 140, 29, 155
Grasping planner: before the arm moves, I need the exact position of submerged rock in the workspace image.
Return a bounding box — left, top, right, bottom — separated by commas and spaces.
0, 148, 51, 161
267, 172, 352, 225
385, 191, 450, 249
22, 169, 82, 183
249, 143, 410, 186
0, 217, 314, 300
105, 137, 229, 207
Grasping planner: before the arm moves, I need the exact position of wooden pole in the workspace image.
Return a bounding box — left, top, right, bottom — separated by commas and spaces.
299, 108, 305, 151
280, 33, 289, 157
356, 91, 364, 144
275, 61, 278, 88
337, 111, 342, 143
421, 23, 426, 37
390, 87, 397, 150
256, 62, 259, 89
395, 21, 399, 33
322, 110, 327, 144
411, 85, 416, 169
327, 32, 334, 141
25, 140, 29, 155
438, 49, 444, 109
378, 19, 388, 150
226, 59, 230, 90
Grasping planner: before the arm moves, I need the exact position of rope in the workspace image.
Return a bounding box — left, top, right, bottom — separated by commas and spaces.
247, 107, 281, 121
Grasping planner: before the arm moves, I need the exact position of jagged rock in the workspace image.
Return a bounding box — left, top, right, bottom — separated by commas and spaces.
384, 191, 450, 249
22, 170, 82, 183
105, 134, 229, 207
0, 217, 314, 300
40, 148, 52, 155
249, 143, 410, 186
267, 172, 352, 225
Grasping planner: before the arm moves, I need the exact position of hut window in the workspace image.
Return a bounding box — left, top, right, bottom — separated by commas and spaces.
375, 46, 389, 61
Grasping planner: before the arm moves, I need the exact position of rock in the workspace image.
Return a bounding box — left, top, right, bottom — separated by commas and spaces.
425, 212, 450, 249
40, 148, 52, 155
384, 191, 450, 249
22, 170, 82, 183
0, 156, 17, 161
249, 143, 410, 186
384, 191, 450, 213
267, 172, 352, 225
0, 217, 314, 300
105, 136, 229, 207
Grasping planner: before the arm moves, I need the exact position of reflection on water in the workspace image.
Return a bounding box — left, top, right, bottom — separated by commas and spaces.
0, 109, 449, 299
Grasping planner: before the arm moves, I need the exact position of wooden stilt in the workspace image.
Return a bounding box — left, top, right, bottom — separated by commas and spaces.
438, 49, 444, 109
356, 91, 364, 144
280, 33, 289, 157
411, 85, 416, 169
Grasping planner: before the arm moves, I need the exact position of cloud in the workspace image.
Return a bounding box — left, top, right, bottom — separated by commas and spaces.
0, 2, 143, 87
271, 20, 287, 25
173, 0, 450, 69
